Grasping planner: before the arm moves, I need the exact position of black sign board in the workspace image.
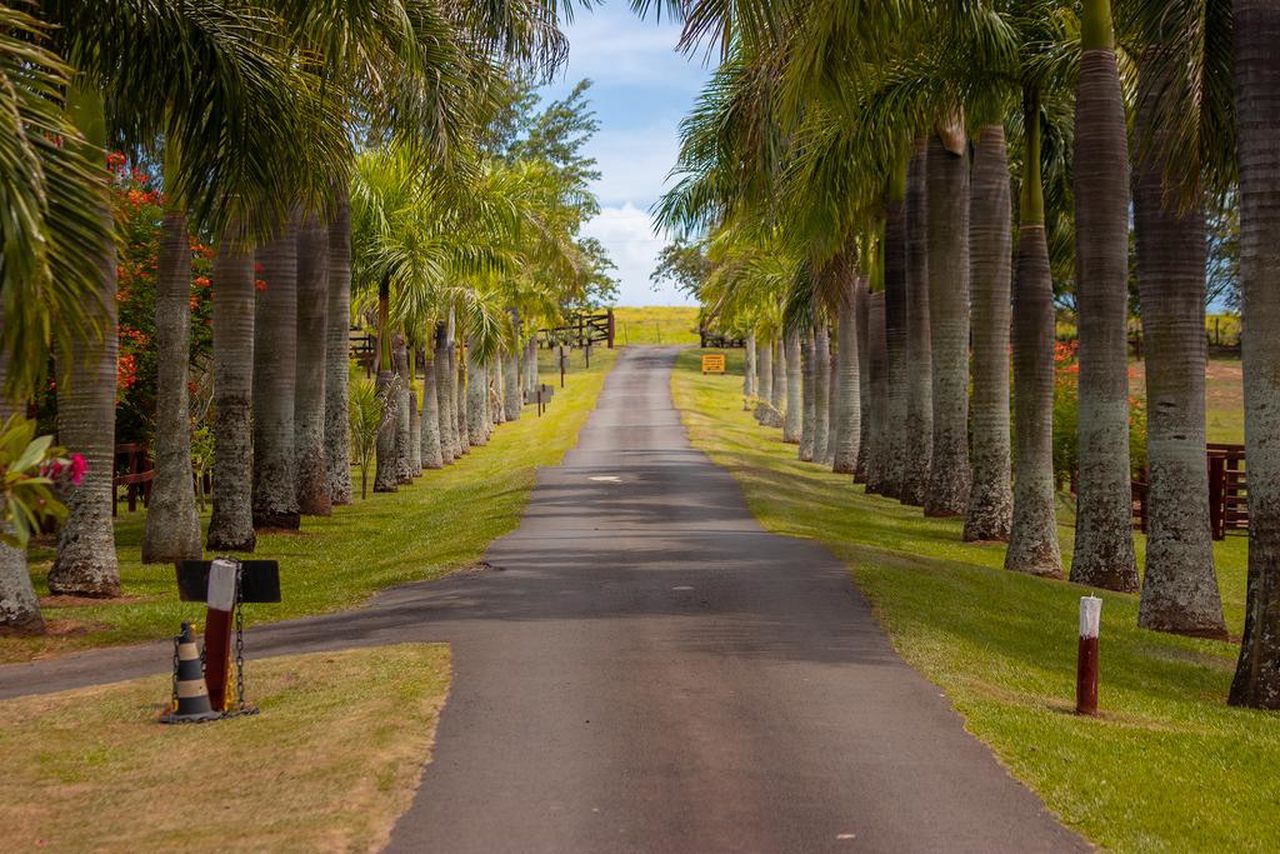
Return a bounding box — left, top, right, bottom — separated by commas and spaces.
175, 560, 282, 604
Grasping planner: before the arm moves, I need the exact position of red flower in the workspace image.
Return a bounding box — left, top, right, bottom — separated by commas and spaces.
194, 275, 212, 289
254, 279, 268, 293
69, 454, 87, 486
254, 262, 265, 275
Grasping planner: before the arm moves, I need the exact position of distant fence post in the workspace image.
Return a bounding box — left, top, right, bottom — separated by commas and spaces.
607, 309, 616, 349
1076, 596, 1102, 716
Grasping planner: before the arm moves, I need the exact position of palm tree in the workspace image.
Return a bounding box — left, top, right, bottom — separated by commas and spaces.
1229, 0, 1280, 709
207, 229, 256, 552
1006, 86, 1063, 578
326, 191, 355, 505
421, 343, 444, 469
812, 323, 830, 462
865, 290, 890, 494
744, 332, 758, 409
799, 329, 816, 460
756, 334, 774, 424
1130, 15, 1227, 637
832, 271, 862, 475
253, 219, 303, 527
854, 272, 871, 483
924, 129, 972, 518
393, 332, 415, 481
296, 210, 333, 515
882, 162, 909, 500
901, 142, 932, 507
1069, 0, 1138, 591
964, 125, 1013, 542
783, 329, 802, 443
47, 83, 119, 598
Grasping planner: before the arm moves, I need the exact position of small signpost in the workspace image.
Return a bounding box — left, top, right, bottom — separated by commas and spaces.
175, 559, 281, 713
701, 353, 727, 375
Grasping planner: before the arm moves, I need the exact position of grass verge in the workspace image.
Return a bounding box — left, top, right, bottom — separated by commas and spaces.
672, 348, 1276, 853
5, 349, 615, 663
0, 643, 450, 852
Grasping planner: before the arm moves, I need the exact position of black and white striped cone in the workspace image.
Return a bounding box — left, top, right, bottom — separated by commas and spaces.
160, 622, 221, 723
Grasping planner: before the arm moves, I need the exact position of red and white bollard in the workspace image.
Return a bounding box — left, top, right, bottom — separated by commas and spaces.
1076, 595, 1103, 716
204, 558, 240, 712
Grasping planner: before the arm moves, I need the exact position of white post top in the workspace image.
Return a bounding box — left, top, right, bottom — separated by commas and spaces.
1079, 595, 1103, 639
207, 558, 240, 612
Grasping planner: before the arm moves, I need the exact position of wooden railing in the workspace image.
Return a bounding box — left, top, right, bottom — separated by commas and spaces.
1130, 443, 1247, 540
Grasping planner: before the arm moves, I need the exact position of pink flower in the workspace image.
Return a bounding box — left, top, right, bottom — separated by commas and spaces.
69, 454, 87, 486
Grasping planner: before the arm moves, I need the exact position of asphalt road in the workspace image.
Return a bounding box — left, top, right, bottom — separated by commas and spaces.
0, 347, 1084, 852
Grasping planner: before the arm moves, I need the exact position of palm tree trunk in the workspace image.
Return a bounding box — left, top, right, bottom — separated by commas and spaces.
1070, 0, 1138, 591
854, 274, 871, 483
393, 333, 413, 483
832, 271, 862, 474
421, 344, 444, 469
456, 342, 470, 452
1134, 61, 1226, 638
1006, 88, 1063, 577
883, 168, 909, 500
813, 324, 830, 463
800, 330, 816, 460
503, 345, 521, 422
49, 107, 120, 596
490, 354, 504, 427
325, 187, 353, 506
755, 336, 774, 424
770, 339, 786, 428
435, 328, 455, 465
525, 339, 538, 395
295, 211, 331, 516
964, 125, 1014, 541
141, 205, 202, 562
207, 229, 256, 552
0, 304, 43, 631
783, 329, 802, 444
467, 343, 488, 447
824, 330, 839, 467
743, 332, 757, 410
373, 362, 398, 492
1230, 0, 1280, 708
866, 292, 889, 494
408, 384, 423, 473
924, 131, 973, 517
902, 141, 933, 506
252, 219, 302, 528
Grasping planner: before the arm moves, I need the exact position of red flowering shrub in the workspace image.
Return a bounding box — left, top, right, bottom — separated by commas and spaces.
1052, 338, 1148, 489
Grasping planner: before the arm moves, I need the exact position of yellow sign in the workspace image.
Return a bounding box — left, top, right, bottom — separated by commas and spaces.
701, 353, 726, 375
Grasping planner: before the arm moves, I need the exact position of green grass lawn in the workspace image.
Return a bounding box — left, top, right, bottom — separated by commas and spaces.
671, 348, 1275, 853
0, 643, 450, 852
611, 306, 701, 346
4, 348, 615, 663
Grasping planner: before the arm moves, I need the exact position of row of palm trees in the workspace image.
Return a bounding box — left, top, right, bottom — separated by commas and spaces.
0, 1, 596, 634
656, 0, 1280, 710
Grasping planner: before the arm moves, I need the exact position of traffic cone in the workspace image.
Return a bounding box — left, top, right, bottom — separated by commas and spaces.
160, 622, 221, 723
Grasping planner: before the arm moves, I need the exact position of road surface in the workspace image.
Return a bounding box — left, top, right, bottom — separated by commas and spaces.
0, 347, 1083, 853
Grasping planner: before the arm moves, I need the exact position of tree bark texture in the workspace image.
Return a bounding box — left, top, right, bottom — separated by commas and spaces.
252, 221, 301, 528
832, 274, 862, 475
770, 339, 786, 429
325, 190, 354, 506
800, 330, 816, 461
865, 292, 890, 495
393, 333, 414, 483
755, 337, 774, 425
744, 332, 757, 409
50, 197, 120, 596
467, 346, 488, 447
854, 275, 871, 483
1070, 44, 1139, 591
783, 329, 802, 444
813, 324, 830, 464
924, 134, 972, 517
1134, 62, 1226, 638
902, 142, 933, 506
295, 211, 332, 516
964, 126, 1014, 542
1231, 0, 1280, 708
141, 210, 202, 562
420, 346, 444, 470
208, 231, 256, 552
883, 195, 909, 500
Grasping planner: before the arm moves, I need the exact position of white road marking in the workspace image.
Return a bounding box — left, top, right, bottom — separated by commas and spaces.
589, 475, 622, 483
672, 586, 694, 591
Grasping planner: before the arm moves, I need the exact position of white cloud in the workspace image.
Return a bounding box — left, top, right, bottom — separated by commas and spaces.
584, 204, 695, 306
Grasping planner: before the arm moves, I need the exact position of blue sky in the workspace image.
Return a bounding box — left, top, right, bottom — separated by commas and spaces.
539, 5, 712, 306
